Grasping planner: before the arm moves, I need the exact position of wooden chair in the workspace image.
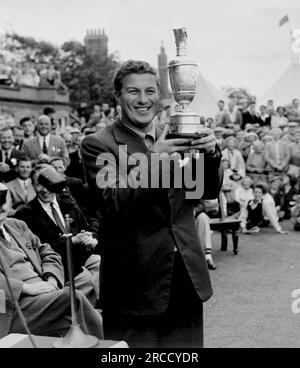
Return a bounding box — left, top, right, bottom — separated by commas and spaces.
206, 194, 241, 255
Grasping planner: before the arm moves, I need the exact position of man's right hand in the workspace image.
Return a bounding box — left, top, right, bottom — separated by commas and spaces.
151, 124, 191, 154
0, 163, 10, 173
38, 153, 51, 161
22, 281, 57, 296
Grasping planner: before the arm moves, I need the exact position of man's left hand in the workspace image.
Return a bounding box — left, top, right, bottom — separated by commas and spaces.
190, 128, 216, 154
46, 276, 59, 290
81, 233, 98, 250
72, 231, 98, 250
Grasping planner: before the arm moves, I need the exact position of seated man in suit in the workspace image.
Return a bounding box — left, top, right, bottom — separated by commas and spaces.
21, 115, 69, 166
0, 127, 24, 183
0, 183, 103, 339
6, 156, 36, 215
49, 156, 89, 216
15, 165, 100, 306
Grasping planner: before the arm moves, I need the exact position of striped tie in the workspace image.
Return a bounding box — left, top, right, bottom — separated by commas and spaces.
42, 137, 48, 154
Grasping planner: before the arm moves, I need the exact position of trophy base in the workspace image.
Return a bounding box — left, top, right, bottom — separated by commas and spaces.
168, 112, 207, 145
167, 132, 207, 140
170, 112, 200, 127
169, 112, 203, 137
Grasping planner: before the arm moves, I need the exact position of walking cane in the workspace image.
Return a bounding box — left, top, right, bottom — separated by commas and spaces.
53, 214, 99, 348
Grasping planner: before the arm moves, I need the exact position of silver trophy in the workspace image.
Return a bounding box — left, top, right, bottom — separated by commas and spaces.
168, 28, 204, 139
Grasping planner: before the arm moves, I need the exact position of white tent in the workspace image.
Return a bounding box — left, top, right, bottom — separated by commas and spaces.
258, 62, 300, 106
259, 29, 300, 107
190, 71, 226, 119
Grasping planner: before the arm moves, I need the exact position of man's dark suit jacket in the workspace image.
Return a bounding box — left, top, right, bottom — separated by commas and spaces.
241, 111, 264, 130
65, 150, 86, 183
0, 148, 24, 183
81, 119, 223, 316
14, 195, 96, 279
66, 176, 89, 215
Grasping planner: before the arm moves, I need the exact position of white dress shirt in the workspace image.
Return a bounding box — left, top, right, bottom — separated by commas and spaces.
38, 196, 66, 228
38, 133, 51, 152
17, 178, 30, 195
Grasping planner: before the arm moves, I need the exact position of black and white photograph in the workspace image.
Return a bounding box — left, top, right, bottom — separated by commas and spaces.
0, 0, 300, 353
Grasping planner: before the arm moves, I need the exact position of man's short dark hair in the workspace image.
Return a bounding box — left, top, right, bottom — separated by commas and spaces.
218, 100, 225, 104
114, 60, 160, 95
43, 107, 56, 115
19, 117, 32, 126
254, 183, 268, 194
16, 155, 31, 166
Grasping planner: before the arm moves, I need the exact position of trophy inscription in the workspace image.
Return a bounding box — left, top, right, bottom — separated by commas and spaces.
168, 27, 203, 138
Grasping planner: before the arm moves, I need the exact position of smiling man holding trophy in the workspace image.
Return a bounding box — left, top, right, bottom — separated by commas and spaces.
82, 27, 222, 348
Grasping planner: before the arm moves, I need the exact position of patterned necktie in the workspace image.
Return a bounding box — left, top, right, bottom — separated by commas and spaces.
50, 202, 66, 234
4, 152, 9, 164
42, 137, 48, 154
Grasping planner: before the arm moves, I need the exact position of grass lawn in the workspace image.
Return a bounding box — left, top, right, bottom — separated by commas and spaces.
204, 220, 300, 348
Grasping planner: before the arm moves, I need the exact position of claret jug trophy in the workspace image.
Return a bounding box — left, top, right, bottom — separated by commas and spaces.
168, 27, 204, 139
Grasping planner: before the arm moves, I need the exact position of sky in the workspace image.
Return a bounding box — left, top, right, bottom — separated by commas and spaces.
1, 0, 300, 97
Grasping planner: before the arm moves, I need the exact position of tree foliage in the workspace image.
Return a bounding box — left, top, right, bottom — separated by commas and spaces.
223, 86, 256, 105
4, 33, 121, 108
59, 42, 120, 107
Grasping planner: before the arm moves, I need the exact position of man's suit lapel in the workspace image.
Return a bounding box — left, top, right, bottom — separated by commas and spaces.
12, 179, 26, 202
113, 119, 148, 156
34, 198, 58, 231
48, 135, 53, 155
0, 246, 10, 275
4, 222, 43, 276
33, 136, 41, 156
27, 182, 36, 202
113, 119, 171, 216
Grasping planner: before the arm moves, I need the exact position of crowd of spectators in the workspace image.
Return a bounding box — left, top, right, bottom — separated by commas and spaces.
196, 97, 300, 236
0, 35, 65, 89
0, 89, 299, 339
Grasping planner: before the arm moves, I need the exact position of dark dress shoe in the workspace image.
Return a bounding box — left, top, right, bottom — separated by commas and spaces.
207, 258, 217, 270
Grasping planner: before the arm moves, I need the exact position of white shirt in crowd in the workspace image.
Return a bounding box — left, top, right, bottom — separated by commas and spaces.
17, 178, 30, 195
38, 133, 51, 151
37, 196, 66, 228
239, 193, 282, 233
234, 187, 254, 209
271, 115, 288, 129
